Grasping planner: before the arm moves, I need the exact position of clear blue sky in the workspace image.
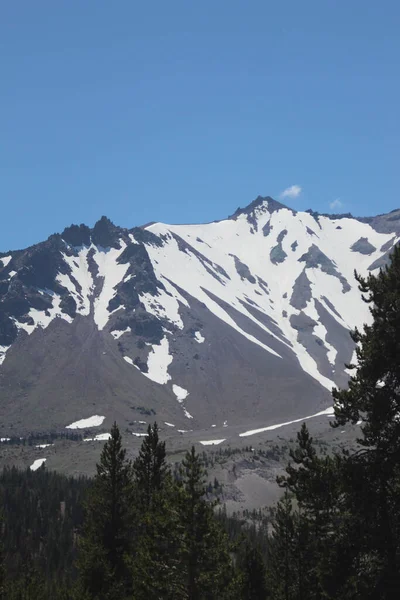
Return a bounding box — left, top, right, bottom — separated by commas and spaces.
1, 1, 399, 251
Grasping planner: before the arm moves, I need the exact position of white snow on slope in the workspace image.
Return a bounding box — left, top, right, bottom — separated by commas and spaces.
35, 444, 53, 449
66, 415, 105, 429
60, 248, 94, 315
30, 458, 46, 471
84, 433, 111, 442
144, 227, 282, 358
141, 337, 173, 384
123, 356, 135, 366
0, 256, 12, 267
172, 385, 189, 402
194, 331, 205, 343
164, 422, 175, 427
15, 293, 73, 337
239, 406, 335, 437
143, 201, 395, 389
183, 407, 193, 419
199, 439, 226, 446
140, 289, 185, 329
0, 345, 10, 366
93, 243, 129, 329
123, 334, 173, 386
112, 327, 131, 339
172, 384, 193, 419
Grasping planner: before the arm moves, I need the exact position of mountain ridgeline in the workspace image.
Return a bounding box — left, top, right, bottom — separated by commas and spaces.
1, 197, 400, 437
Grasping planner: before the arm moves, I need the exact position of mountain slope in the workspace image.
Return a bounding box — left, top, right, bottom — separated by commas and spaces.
0, 197, 399, 436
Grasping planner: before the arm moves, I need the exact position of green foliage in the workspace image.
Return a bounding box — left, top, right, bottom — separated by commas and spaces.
130, 423, 181, 599
7, 244, 400, 600
240, 545, 269, 599
0, 512, 4, 600
132, 422, 167, 511
178, 446, 233, 599
267, 246, 400, 599
76, 422, 133, 599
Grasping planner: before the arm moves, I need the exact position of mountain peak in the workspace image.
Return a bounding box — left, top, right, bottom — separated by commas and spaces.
229, 195, 294, 220
229, 196, 296, 220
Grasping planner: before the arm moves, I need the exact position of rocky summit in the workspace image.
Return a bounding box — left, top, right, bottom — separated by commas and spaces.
1, 196, 400, 440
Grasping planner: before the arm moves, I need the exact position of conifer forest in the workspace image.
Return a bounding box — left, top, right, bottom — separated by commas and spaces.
2, 248, 400, 599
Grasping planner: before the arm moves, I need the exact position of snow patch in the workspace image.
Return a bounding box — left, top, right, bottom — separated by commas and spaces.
35, 444, 53, 449
164, 422, 175, 427
172, 384, 189, 402
111, 327, 131, 339
30, 458, 46, 471
60, 247, 94, 315
18, 294, 74, 336
0, 345, 10, 366
140, 289, 184, 329
93, 243, 129, 330
66, 415, 105, 429
84, 433, 111, 442
194, 331, 205, 343
0, 256, 12, 267
141, 337, 173, 385
239, 406, 335, 437
199, 439, 226, 446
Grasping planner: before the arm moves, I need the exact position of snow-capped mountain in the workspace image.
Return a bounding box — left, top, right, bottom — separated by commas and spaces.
0, 196, 399, 436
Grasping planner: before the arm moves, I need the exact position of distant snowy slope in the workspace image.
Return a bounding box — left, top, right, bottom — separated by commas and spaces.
0, 198, 399, 434
142, 198, 397, 390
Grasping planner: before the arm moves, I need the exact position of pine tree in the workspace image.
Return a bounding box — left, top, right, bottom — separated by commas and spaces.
277, 424, 342, 598
178, 446, 233, 600
240, 545, 269, 599
0, 512, 5, 600
332, 245, 400, 598
132, 422, 167, 511
130, 423, 181, 599
76, 422, 133, 599
268, 492, 298, 600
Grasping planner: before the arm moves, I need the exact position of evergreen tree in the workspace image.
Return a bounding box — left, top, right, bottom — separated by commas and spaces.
132, 422, 167, 511
130, 423, 181, 599
240, 545, 269, 600
277, 424, 342, 599
5, 561, 46, 600
0, 512, 4, 600
268, 492, 298, 600
76, 422, 133, 599
178, 446, 233, 599
333, 245, 400, 598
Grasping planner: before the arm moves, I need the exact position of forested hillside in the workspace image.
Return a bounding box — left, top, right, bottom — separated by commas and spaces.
1, 246, 400, 599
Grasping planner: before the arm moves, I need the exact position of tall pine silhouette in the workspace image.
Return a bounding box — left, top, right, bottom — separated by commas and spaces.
178, 446, 233, 599
130, 423, 181, 599
333, 245, 400, 598
76, 422, 133, 600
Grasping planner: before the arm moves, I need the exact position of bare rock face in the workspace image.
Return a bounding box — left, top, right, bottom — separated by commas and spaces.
0, 196, 399, 442
350, 237, 376, 255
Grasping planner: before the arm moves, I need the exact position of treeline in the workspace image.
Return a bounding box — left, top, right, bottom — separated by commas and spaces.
0, 430, 84, 446
0, 424, 270, 599
1, 244, 400, 598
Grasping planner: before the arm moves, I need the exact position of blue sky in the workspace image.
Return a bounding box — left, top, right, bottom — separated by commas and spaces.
1, 1, 399, 251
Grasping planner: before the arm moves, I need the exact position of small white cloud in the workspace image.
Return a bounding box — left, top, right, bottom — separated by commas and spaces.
329, 198, 343, 211
280, 185, 302, 199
